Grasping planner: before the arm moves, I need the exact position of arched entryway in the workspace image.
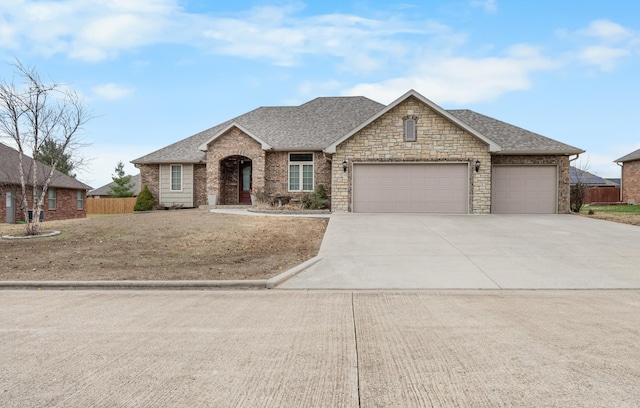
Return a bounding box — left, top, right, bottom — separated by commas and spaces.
219, 155, 252, 205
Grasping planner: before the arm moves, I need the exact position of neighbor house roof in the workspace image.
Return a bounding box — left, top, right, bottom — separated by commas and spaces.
447, 110, 584, 155
132, 91, 583, 164
615, 148, 640, 163
87, 174, 141, 197
570, 167, 618, 186
0, 142, 91, 190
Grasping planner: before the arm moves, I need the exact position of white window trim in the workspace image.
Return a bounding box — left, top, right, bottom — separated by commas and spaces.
77, 190, 84, 210
288, 153, 314, 192
170, 164, 183, 192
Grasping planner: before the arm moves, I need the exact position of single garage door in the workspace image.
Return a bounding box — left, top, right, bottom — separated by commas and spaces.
492, 165, 557, 214
353, 163, 468, 213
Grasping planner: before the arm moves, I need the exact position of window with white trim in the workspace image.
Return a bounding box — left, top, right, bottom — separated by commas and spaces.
48, 188, 56, 210
289, 153, 314, 192
170, 165, 182, 191
77, 190, 84, 210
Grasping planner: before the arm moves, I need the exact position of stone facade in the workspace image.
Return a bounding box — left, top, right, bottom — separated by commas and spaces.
1, 185, 86, 223
622, 160, 640, 204
331, 96, 492, 213
492, 155, 571, 213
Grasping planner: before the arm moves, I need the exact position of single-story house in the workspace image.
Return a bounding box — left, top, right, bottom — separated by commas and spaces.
87, 174, 142, 198
615, 148, 640, 204
1, 142, 91, 223
132, 89, 583, 214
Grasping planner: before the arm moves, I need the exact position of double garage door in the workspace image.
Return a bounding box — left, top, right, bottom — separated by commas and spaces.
353, 163, 469, 213
352, 163, 558, 214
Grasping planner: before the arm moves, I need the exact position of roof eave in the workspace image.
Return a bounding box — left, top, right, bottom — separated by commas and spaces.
494, 149, 585, 155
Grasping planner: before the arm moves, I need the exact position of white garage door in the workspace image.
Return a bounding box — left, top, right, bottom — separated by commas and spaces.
353, 163, 468, 213
492, 165, 557, 214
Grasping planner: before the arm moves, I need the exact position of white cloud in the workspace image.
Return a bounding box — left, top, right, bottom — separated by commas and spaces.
92, 83, 134, 101
470, 0, 498, 14
578, 46, 631, 71
581, 19, 632, 42
343, 45, 557, 105
569, 19, 639, 71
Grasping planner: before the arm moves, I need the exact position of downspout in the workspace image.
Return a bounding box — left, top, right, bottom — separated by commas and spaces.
616, 161, 623, 203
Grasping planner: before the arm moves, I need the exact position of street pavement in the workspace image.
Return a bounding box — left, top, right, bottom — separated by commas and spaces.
2, 289, 640, 407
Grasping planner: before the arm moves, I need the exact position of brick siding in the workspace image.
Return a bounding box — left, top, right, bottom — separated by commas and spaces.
265, 151, 331, 201
1, 185, 86, 223
138, 164, 160, 206
622, 160, 640, 204
492, 155, 571, 213
331, 96, 492, 213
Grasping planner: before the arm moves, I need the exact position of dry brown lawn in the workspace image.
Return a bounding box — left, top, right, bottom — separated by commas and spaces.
0, 209, 328, 281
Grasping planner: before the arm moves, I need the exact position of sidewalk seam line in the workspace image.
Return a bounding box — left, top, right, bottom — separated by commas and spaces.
351, 291, 361, 407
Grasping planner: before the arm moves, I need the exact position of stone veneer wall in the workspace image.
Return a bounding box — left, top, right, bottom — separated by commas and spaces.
492, 155, 571, 213
265, 151, 332, 200
137, 164, 160, 206
206, 128, 265, 204
332, 96, 492, 213
622, 160, 640, 204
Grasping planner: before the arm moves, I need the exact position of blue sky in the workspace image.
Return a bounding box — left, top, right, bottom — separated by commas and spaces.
1, 0, 639, 188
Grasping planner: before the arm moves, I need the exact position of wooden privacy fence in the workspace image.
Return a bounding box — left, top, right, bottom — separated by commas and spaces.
586, 187, 621, 204
87, 197, 137, 215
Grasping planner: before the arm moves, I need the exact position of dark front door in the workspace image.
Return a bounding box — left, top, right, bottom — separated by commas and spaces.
239, 161, 252, 204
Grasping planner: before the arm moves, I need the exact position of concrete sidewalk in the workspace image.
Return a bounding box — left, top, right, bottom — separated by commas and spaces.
2, 290, 639, 407
279, 214, 640, 289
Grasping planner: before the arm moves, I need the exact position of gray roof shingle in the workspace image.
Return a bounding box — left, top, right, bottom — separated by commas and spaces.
87, 174, 141, 197
447, 110, 583, 154
0, 142, 92, 190
615, 148, 640, 163
132, 94, 583, 164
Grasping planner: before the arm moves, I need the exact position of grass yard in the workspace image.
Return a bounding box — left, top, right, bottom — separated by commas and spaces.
579, 204, 640, 226
0, 209, 328, 281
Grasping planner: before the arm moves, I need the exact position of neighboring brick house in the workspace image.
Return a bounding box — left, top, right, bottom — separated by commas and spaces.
1, 142, 91, 223
615, 148, 640, 204
132, 90, 583, 214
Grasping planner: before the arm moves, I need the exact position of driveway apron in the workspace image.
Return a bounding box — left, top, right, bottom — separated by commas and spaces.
278, 213, 640, 289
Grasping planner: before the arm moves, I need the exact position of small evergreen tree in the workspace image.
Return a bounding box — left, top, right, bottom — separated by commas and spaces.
108, 161, 135, 197
36, 139, 77, 178
134, 185, 155, 211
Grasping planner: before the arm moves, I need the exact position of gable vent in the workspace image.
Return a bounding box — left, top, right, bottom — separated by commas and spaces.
403, 115, 418, 142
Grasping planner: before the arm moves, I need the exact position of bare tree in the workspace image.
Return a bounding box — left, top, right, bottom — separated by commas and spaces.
0, 61, 92, 235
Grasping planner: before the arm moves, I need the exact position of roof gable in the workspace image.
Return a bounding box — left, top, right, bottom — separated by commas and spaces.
325, 89, 501, 154
198, 122, 272, 151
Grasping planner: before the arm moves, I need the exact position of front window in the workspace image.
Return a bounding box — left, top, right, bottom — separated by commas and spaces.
77, 190, 84, 210
289, 153, 314, 192
48, 188, 56, 210
170, 165, 182, 191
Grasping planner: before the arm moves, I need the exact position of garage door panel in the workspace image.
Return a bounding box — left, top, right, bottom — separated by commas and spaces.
353, 163, 469, 213
492, 166, 557, 214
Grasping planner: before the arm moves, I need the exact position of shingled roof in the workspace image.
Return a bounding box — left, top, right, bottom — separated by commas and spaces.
132, 92, 583, 164
615, 147, 640, 163
132, 96, 385, 164
87, 174, 141, 197
0, 142, 91, 190
447, 110, 583, 155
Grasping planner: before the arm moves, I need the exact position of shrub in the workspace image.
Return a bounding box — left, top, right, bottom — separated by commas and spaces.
134, 185, 155, 211
302, 184, 329, 210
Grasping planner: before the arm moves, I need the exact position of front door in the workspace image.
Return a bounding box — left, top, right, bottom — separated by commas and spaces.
239, 161, 252, 204
6, 190, 15, 223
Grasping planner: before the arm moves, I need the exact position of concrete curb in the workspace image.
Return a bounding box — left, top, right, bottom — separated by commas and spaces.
266, 256, 322, 289
0, 280, 267, 290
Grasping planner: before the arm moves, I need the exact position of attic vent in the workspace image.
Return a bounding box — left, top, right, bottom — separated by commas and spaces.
403, 115, 418, 142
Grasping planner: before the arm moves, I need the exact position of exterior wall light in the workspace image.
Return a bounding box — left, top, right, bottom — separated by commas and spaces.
475, 159, 481, 173
342, 159, 348, 172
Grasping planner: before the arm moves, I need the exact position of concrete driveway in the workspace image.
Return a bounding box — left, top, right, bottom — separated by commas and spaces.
279, 214, 640, 289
